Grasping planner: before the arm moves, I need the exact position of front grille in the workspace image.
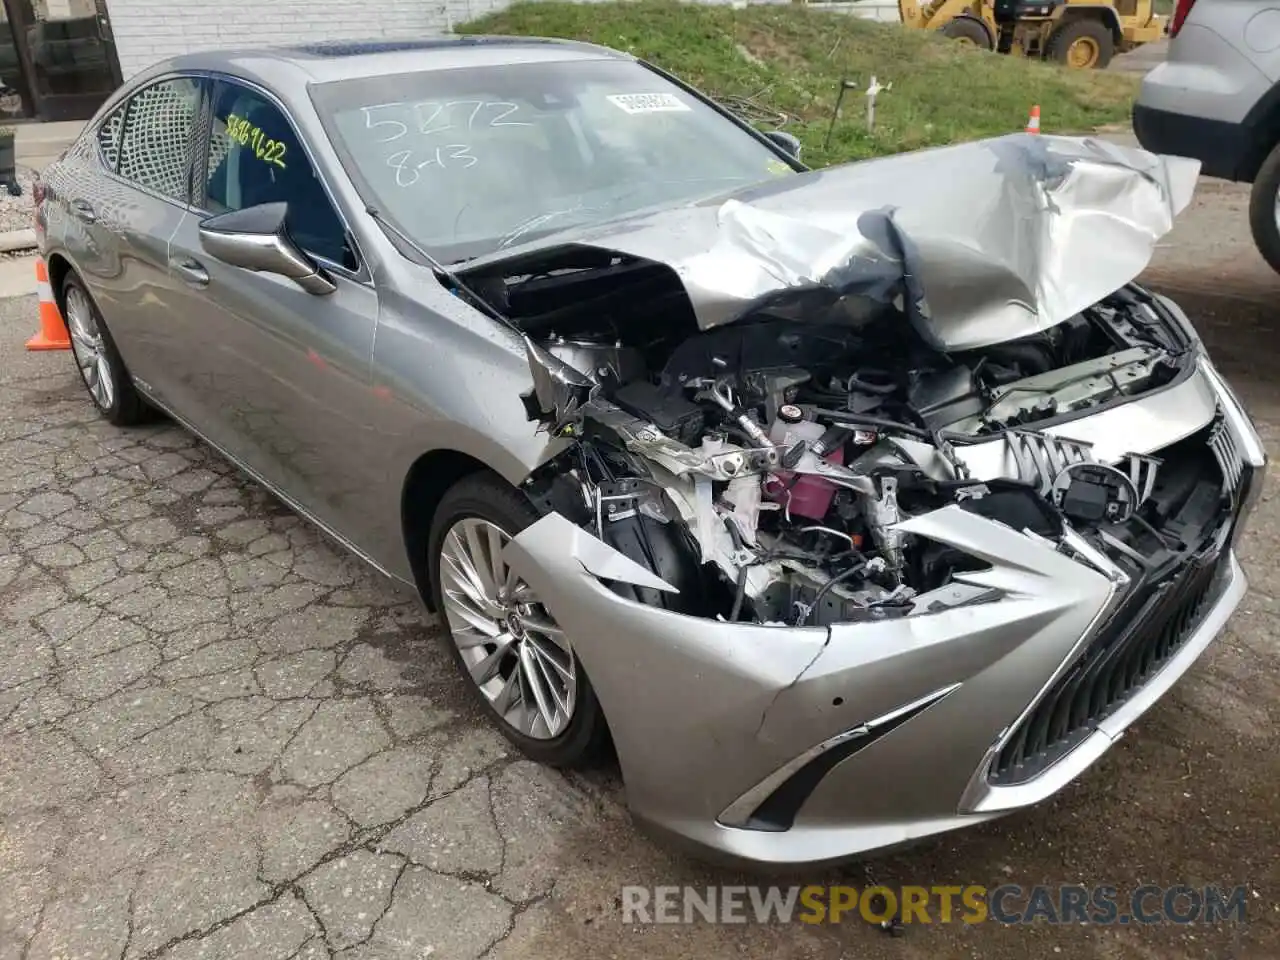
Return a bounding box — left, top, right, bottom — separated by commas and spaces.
989, 545, 1227, 785
1208, 415, 1244, 492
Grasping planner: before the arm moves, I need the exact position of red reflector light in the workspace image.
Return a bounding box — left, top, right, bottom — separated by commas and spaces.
1170, 0, 1197, 36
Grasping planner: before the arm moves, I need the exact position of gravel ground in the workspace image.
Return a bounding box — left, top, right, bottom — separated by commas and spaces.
0, 166, 37, 238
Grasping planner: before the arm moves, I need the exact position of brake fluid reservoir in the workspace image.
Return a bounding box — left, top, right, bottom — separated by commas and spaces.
764, 415, 842, 521
768, 411, 825, 450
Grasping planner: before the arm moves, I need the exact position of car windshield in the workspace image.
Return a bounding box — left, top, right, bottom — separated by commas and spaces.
310, 56, 796, 262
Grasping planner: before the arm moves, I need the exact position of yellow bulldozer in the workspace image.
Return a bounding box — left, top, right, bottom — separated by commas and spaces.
898, 0, 1166, 68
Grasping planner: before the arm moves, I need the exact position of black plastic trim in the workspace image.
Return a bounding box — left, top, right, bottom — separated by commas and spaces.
1132, 103, 1253, 181
990, 542, 1228, 785
1238, 80, 1280, 182
742, 698, 940, 832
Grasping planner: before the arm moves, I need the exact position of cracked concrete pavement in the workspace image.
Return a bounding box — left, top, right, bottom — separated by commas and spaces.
1, 211, 1279, 957
0, 293, 615, 960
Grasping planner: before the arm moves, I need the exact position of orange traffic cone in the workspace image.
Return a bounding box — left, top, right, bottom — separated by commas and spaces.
1025, 104, 1041, 134
25, 258, 70, 351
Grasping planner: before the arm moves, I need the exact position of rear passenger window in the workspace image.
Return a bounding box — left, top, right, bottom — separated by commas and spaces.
116, 77, 201, 202
97, 105, 124, 171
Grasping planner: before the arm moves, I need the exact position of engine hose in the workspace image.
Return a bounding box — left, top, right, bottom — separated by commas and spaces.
706, 381, 774, 451
801, 406, 932, 441
987, 341, 1053, 375
733, 409, 773, 450
802, 562, 868, 626
847, 370, 898, 395
729, 566, 748, 623
812, 425, 852, 458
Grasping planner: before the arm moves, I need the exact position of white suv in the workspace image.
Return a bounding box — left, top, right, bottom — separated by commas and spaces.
1134, 0, 1280, 272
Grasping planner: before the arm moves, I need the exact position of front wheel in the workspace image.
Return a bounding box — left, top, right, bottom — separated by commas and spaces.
1045, 18, 1115, 69
939, 16, 993, 49
427, 471, 609, 766
1248, 141, 1280, 275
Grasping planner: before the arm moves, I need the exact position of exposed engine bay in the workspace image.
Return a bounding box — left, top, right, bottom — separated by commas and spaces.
438, 134, 1221, 632
467, 237, 1220, 629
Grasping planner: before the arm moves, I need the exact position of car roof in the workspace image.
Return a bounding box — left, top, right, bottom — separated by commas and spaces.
154, 35, 630, 90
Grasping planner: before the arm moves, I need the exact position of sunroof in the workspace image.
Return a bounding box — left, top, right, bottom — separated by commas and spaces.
286, 37, 563, 58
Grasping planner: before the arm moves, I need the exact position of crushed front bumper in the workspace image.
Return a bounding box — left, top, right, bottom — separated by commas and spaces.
503, 358, 1265, 869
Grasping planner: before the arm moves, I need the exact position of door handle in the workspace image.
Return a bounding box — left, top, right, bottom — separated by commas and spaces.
70, 199, 96, 223
170, 257, 209, 286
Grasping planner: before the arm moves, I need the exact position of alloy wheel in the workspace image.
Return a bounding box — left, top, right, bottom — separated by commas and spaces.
65, 285, 115, 411
439, 517, 577, 739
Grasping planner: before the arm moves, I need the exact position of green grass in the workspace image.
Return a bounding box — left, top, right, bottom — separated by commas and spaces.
459, 1, 1137, 167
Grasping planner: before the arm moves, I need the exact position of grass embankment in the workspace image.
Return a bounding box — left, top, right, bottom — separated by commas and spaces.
460, 1, 1138, 166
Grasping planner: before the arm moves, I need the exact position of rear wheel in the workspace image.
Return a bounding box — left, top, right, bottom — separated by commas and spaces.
939, 16, 993, 49
1046, 18, 1115, 69
62, 273, 149, 426
1248, 141, 1280, 275
427, 471, 609, 766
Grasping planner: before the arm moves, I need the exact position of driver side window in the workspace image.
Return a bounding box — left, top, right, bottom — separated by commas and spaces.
203, 80, 356, 270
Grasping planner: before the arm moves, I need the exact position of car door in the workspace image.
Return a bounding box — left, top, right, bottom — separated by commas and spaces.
57, 75, 203, 404
164, 76, 380, 541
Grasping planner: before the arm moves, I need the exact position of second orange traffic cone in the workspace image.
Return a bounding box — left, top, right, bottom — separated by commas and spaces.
25, 258, 70, 352
1025, 104, 1041, 134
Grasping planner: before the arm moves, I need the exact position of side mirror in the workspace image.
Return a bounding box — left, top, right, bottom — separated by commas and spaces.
762, 130, 803, 162
198, 201, 336, 296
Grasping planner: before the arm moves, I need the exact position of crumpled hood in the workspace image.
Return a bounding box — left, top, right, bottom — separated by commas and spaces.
474, 133, 1200, 352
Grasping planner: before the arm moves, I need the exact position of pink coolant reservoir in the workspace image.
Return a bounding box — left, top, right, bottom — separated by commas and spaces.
763, 411, 844, 521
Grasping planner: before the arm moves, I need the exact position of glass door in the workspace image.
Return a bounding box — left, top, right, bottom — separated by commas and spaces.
23, 0, 120, 120
0, 0, 33, 119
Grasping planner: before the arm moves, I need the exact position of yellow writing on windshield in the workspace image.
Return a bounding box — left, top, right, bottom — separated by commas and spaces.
226, 113, 288, 169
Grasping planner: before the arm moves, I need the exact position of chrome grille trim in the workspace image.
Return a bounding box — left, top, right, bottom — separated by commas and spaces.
1007, 430, 1094, 496
1008, 430, 1161, 508
1125, 452, 1162, 505
1208, 412, 1243, 493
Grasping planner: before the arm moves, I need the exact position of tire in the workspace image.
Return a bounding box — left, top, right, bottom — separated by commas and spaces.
1046, 18, 1115, 69
427, 471, 609, 767
61, 272, 150, 426
940, 16, 993, 49
1248, 141, 1280, 275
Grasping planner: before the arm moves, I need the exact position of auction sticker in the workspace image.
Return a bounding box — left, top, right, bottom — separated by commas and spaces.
606, 93, 691, 114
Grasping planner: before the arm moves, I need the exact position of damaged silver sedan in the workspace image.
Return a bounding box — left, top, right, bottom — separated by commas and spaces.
39, 37, 1266, 867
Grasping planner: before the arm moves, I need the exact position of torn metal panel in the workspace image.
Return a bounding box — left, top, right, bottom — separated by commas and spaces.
469, 133, 1199, 352
517, 511, 680, 593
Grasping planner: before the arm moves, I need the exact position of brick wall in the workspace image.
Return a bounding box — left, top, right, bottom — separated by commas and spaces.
102, 0, 892, 81
103, 0, 512, 79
